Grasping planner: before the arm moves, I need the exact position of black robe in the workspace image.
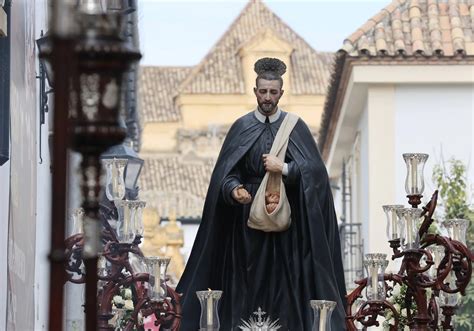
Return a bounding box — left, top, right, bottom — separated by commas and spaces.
176, 111, 347, 331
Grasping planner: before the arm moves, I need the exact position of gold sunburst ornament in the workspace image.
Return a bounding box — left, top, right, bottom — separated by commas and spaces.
238, 307, 282, 331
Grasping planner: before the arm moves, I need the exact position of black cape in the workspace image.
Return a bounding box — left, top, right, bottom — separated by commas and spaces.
176, 111, 347, 330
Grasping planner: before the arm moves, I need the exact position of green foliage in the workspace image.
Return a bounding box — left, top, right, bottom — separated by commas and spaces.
432, 158, 474, 331
432, 159, 470, 219
384, 284, 417, 330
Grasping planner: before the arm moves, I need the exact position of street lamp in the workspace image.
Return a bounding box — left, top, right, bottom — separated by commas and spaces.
36, 31, 53, 87
101, 143, 144, 197
36, 31, 54, 163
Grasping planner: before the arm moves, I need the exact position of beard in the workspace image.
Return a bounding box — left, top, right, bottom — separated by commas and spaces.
258, 101, 278, 114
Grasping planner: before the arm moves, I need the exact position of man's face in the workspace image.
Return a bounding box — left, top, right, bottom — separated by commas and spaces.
254, 78, 284, 115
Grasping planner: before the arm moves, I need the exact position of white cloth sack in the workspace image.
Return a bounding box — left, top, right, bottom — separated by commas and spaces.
248, 113, 299, 232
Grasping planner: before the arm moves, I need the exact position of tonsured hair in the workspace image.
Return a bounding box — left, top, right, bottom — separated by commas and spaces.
254, 57, 287, 88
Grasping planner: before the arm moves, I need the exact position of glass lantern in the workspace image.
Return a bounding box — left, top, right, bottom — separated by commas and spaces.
442, 219, 469, 244
196, 290, 223, 331
71, 208, 85, 235
403, 153, 429, 196
382, 205, 404, 241
396, 208, 423, 250
103, 158, 127, 201
364, 253, 389, 301
310, 300, 337, 331
144, 257, 170, 301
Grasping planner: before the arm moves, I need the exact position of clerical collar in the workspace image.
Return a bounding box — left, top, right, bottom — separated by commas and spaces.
254, 108, 281, 123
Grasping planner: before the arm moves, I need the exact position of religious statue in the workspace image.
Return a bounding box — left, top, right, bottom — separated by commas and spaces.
177, 58, 347, 330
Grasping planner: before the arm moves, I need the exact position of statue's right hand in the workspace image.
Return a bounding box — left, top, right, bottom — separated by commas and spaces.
232, 185, 252, 204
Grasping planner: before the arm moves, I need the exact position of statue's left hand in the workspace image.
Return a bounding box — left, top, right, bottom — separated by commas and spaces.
262, 154, 283, 173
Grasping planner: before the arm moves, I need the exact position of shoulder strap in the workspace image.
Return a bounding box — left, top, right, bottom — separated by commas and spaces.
269, 113, 299, 158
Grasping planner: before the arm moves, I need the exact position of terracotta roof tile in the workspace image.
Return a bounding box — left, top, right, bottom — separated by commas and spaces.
179, 0, 332, 95
342, 0, 474, 57
319, 0, 474, 157
138, 66, 192, 123
139, 156, 215, 218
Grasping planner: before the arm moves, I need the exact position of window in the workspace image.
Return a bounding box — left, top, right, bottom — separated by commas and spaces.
339, 133, 364, 290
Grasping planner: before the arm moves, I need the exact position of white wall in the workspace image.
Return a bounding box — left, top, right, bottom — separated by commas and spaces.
182, 224, 199, 261
357, 101, 369, 250
351, 83, 474, 269
0, 160, 10, 330
7, 0, 38, 328
34, 1, 51, 329
394, 84, 474, 210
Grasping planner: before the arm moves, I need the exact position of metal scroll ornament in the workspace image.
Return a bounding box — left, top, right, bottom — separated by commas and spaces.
345, 153, 473, 331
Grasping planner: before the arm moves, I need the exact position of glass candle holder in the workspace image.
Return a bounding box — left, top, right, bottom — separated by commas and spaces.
382, 205, 404, 241
82, 214, 102, 258
129, 253, 147, 274
396, 208, 423, 250
442, 219, 469, 245
97, 253, 109, 277
71, 207, 85, 235
144, 256, 170, 301
115, 200, 135, 243
196, 290, 223, 331
426, 245, 445, 279
103, 158, 127, 201
403, 153, 429, 196
97, 253, 110, 290
364, 253, 388, 301
438, 271, 461, 307
310, 300, 337, 331
130, 200, 146, 237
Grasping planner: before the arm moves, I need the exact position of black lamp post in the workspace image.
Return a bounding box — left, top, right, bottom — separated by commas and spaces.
36, 31, 54, 163
36, 31, 54, 87
46, 0, 141, 329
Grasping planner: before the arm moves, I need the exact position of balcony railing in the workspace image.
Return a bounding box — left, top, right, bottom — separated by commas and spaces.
340, 222, 364, 291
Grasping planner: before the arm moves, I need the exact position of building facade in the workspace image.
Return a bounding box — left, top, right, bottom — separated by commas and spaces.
0, 1, 51, 329
319, 0, 474, 288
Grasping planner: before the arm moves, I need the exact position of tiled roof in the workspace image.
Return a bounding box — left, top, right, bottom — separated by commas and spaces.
138, 66, 191, 123
319, 0, 474, 156
341, 0, 474, 57
138, 156, 215, 218
179, 0, 333, 95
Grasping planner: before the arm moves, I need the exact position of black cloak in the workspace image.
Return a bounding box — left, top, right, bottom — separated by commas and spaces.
176, 111, 347, 330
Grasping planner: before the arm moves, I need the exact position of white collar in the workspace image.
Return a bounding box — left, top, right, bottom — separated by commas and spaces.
254, 108, 282, 123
